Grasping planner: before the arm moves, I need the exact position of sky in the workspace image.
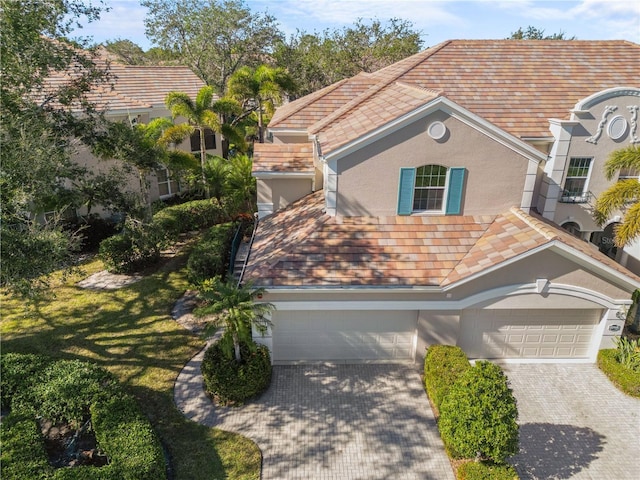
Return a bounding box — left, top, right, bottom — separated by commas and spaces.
76, 0, 640, 50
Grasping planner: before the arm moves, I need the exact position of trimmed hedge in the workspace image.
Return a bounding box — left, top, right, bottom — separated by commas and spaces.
423, 345, 471, 411
201, 338, 272, 406
186, 222, 237, 284
457, 460, 519, 480
99, 199, 228, 274
0, 354, 166, 480
598, 348, 640, 398
438, 361, 519, 463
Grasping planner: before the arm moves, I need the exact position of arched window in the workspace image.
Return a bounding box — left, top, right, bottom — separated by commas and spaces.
561, 221, 581, 238
413, 165, 447, 211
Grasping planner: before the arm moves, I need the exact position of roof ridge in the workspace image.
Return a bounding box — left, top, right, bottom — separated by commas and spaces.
309, 41, 452, 135
394, 81, 444, 97
509, 207, 557, 240
269, 78, 351, 128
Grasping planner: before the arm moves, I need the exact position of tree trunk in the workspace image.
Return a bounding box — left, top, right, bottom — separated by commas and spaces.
258, 102, 264, 143
233, 332, 242, 362
138, 170, 152, 222
199, 128, 210, 198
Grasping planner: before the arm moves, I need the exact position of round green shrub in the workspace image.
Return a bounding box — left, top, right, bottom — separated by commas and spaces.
201, 338, 272, 406
457, 460, 519, 480
438, 361, 519, 462
98, 222, 163, 274
423, 345, 471, 411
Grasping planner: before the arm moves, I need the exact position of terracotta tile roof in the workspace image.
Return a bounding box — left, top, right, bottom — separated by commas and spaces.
39, 46, 205, 113
253, 143, 314, 174
268, 40, 640, 147
244, 193, 640, 288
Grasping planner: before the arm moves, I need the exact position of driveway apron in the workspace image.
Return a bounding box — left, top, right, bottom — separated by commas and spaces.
175, 345, 454, 480
503, 363, 640, 480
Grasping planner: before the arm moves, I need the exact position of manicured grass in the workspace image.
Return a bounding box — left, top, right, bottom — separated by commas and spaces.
1, 253, 261, 480
598, 349, 640, 398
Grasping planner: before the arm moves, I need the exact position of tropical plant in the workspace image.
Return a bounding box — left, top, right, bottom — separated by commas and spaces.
195, 278, 274, 362
613, 336, 640, 372
163, 86, 243, 193
594, 145, 640, 247
227, 65, 294, 143
225, 154, 257, 213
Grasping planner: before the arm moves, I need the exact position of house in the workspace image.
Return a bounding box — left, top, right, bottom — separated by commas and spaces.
46, 48, 221, 217
244, 40, 640, 365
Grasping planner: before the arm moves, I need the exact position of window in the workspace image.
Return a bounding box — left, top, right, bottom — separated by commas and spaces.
561, 157, 592, 202
190, 128, 216, 152
157, 168, 181, 198
618, 167, 640, 181
397, 165, 466, 215
413, 165, 447, 211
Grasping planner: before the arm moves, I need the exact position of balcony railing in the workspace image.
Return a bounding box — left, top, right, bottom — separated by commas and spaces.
558, 190, 594, 204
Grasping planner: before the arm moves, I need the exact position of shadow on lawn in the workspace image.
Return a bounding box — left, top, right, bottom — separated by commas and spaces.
509, 422, 606, 480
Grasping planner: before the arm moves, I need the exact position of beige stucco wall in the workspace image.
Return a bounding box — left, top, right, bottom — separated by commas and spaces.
270, 131, 310, 144
334, 111, 531, 217
257, 177, 314, 211
416, 310, 461, 360
450, 248, 632, 301
552, 93, 640, 232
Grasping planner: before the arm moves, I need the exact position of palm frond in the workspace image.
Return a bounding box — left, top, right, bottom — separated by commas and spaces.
614, 202, 640, 247
195, 86, 215, 110
165, 91, 196, 119
603, 145, 640, 180
594, 179, 640, 225
158, 123, 194, 146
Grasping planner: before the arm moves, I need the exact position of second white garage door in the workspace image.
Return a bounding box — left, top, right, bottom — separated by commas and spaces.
459, 309, 602, 359
272, 310, 418, 363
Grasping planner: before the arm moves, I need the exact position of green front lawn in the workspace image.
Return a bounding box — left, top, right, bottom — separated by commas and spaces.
1, 253, 261, 479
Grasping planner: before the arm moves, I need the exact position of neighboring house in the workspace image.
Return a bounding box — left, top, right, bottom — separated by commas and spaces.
47, 48, 221, 217
245, 40, 640, 365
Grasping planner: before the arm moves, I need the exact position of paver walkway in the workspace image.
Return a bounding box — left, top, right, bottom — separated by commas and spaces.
175, 343, 454, 480
504, 363, 640, 480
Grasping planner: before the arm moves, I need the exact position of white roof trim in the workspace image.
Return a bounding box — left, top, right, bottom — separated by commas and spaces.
572, 86, 640, 112
320, 96, 546, 164
253, 171, 315, 179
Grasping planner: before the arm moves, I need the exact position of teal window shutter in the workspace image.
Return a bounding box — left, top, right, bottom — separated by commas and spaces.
445, 167, 466, 215
397, 168, 416, 215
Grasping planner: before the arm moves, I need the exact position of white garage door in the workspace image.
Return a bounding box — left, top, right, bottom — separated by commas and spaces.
459, 309, 602, 359
272, 310, 417, 363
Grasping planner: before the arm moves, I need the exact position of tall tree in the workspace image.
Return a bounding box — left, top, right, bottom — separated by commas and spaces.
1, 0, 109, 296
196, 278, 274, 363
594, 145, 640, 247
227, 65, 294, 143
142, 0, 282, 93
508, 26, 576, 40
273, 18, 423, 97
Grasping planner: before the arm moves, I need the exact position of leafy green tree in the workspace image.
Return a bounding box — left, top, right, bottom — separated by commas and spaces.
195, 278, 274, 363
594, 145, 640, 247
438, 361, 519, 462
274, 18, 422, 97
227, 65, 295, 143
142, 0, 282, 94
103, 38, 147, 65
1, 0, 109, 296
164, 86, 243, 194
508, 26, 576, 40
224, 154, 256, 213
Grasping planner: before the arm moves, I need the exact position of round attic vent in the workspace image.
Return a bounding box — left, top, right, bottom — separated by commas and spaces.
607, 115, 628, 140
428, 121, 447, 140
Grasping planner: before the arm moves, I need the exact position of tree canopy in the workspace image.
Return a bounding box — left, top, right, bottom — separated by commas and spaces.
0, 0, 111, 296
273, 18, 423, 97
508, 25, 576, 40
142, 0, 282, 94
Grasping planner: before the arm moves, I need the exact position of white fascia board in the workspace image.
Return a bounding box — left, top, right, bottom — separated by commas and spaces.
267, 127, 311, 137
548, 242, 640, 291
321, 96, 546, 164
572, 87, 640, 111
252, 171, 315, 179
106, 107, 152, 116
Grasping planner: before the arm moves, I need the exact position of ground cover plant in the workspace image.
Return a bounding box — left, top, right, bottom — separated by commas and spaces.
1, 251, 261, 479
598, 342, 640, 398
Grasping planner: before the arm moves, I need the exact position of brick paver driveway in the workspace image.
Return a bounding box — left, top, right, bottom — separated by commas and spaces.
503, 364, 639, 480
175, 347, 454, 480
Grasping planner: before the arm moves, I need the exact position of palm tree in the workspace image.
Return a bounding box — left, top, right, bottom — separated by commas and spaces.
225, 154, 256, 213
594, 145, 640, 247
227, 65, 294, 143
195, 278, 274, 363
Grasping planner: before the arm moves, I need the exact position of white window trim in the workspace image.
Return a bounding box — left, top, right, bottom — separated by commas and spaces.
157, 167, 181, 199
562, 157, 593, 202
